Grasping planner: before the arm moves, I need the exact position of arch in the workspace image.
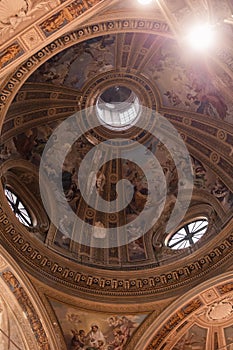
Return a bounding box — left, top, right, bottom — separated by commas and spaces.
128, 271, 233, 350
0, 245, 61, 350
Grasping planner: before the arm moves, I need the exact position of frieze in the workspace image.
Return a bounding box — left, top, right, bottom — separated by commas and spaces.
190, 120, 217, 136
218, 157, 233, 179
1, 108, 74, 141
186, 136, 212, 156
0, 204, 232, 297
0, 18, 171, 111
187, 144, 233, 192
179, 123, 230, 156
0, 42, 24, 69
0, 269, 51, 350
184, 133, 233, 190
226, 134, 233, 146
217, 282, 233, 295
40, 0, 101, 36
163, 110, 233, 134
170, 124, 233, 189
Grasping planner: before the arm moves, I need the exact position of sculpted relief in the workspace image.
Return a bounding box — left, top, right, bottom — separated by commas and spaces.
0, 0, 55, 43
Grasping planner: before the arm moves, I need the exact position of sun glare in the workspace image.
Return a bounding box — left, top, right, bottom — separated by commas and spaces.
137, 0, 153, 5
186, 24, 215, 51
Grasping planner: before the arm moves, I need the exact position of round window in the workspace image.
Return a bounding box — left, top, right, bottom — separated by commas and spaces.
167, 218, 208, 249
4, 188, 33, 227
96, 85, 141, 129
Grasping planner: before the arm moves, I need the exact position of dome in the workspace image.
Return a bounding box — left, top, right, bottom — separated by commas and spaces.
0, 1, 233, 349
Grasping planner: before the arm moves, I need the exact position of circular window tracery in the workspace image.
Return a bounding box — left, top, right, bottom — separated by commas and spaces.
4, 188, 33, 227
167, 218, 208, 250
96, 85, 141, 129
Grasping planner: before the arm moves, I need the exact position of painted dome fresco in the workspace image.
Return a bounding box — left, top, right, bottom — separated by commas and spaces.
0, 1, 233, 350
0, 0, 232, 304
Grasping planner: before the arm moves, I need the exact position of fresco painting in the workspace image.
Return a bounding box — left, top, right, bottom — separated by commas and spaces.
191, 157, 233, 210
28, 35, 115, 89
172, 324, 207, 350
143, 38, 233, 123
0, 122, 60, 165
26, 33, 233, 123
224, 326, 233, 350
1, 125, 233, 223
49, 299, 147, 350
0, 294, 27, 349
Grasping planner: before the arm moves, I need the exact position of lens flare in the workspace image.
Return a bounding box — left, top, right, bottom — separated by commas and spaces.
137, 0, 153, 5
186, 24, 215, 51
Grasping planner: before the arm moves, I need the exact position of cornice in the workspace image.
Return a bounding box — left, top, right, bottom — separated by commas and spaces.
0, 201, 232, 301
0, 0, 115, 78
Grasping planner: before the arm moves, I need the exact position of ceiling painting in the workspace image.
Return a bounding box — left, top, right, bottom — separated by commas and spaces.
0, 0, 232, 310
169, 295, 233, 350
49, 298, 147, 350
1, 114, 232, 268
172, 324, 208, 350
27, 32, 233, 125
28, 35, 116, 89
143, 38, 233, 123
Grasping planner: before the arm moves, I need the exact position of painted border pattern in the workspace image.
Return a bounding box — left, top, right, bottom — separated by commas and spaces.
0, 18, 170, 114
0, 204, 233, 297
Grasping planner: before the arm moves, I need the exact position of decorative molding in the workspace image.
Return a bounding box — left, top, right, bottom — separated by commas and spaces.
0, 0, 105, 75
0, 17, 171, 99
127, 273, 233, 350
0, 247, 60, 350
20, 27, 45, 49
0, 41, 24, 68
1, 270, 51, 350
39, 0, 102, 37
0, 202, 232, 299
206, 298, 233, 321
146, 298, 203, 350
0, 0, 59, 45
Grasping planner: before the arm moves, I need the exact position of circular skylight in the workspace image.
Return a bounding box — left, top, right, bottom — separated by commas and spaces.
167, 218, 208, 250
96, 85, 141, 129
4, 188, 32, 227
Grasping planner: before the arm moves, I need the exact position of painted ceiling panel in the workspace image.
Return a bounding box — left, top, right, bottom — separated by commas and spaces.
0, 5, 232, 349
49, 298, 148, 350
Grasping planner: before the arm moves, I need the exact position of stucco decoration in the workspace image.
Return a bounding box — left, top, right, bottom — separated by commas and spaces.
127, 273, 233, 350
0, 0, 54, 43
0, 1, 232, 297
207, 298, 233, 321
